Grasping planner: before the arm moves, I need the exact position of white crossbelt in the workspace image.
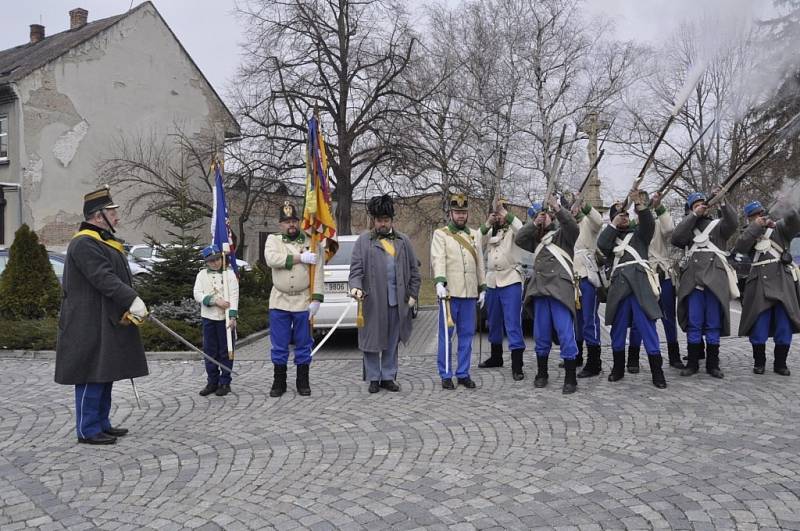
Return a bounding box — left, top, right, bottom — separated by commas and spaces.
611, 232, 661, 297
532, 230, 581, 305
685, 218, 740, 299
752, 228, 800, 282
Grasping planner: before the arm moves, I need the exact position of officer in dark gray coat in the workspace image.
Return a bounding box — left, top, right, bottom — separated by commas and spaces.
597, 190, 667, 389
515, 196, 580, 394
671, 192, 738, 378
55, 187, 149, 445
349, 195, 421, 393
734, 201, 800, 376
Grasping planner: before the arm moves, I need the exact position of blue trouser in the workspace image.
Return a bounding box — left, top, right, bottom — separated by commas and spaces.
364, 306, 401, 381
750, 303, 793, 346
438, 297, 476, 379
610, 294, 661, 355
629, 278, 678, 347
686, 288, 722, 345
533, 296, 578, 360
574, 278, 601, 347
270, 309, 313, 365
202, 318, 235, 385
75, 382, 113, 438
485, 283, 525, 350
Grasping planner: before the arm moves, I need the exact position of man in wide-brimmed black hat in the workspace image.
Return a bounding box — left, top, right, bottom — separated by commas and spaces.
348, 195, 421, 393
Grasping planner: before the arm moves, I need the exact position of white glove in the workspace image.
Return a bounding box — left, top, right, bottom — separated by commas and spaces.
435, 282, 448, 299
308, 300, 321, 317
300, 251, 318, 265
408, 297, 416, 307
350, 288, 364, 300
478, 291, 485, 309
129, 296, 148, 319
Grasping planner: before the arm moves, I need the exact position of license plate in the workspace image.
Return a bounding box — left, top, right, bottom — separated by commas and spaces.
325, 282, 348, 293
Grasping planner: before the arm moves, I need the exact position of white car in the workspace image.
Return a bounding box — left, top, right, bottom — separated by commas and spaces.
313, 234, 420, 335
128, 243, 251, 271
314, 235, 359, 332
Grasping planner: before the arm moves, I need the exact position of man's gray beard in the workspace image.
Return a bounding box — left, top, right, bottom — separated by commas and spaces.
376, 226, 391, 235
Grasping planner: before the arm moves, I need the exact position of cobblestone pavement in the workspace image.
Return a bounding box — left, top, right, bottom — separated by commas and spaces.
3, 307, 800, 530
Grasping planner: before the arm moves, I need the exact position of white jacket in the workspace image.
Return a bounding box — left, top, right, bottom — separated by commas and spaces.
431, 224, 485, 298
193, 268, 239, 321
649, 207, 676, 279
573, 205, 603, 279
480, 213, 524, 288
264, 232, 325, 312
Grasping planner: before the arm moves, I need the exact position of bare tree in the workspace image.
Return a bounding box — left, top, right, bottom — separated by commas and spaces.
233, 0, 419, 234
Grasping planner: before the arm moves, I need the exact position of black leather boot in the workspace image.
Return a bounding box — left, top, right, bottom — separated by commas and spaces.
705, 343, 724, 379
699, 340, 706, 360
562, 358, 577, 394
296, 364, 312, 395
270, 364, 287, 397
510, 348, 525, 381
681, 343, 701, 376
199, 383, 218, 396
774, 344, 791, 376
626, 345, 640, 374
648, 354, 667, 389
752, 344, 766, 374
561, 341, 584, 368
533, 356, 549, 388
479, 343, 504, 368
608, 350, 625, 382
577, 345, 602, 378
667, 342, 685, 369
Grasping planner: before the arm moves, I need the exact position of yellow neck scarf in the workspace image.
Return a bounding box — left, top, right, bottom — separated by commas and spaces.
379, 239, 396, 257
74, 229, 125, 254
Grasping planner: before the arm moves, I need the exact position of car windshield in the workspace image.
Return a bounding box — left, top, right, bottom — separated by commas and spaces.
49, 257, 65, 277
131, 247, 152, 259
327, 240, 355, 266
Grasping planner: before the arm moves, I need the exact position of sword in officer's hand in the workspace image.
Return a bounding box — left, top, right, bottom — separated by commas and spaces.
311, 297, 357, 357
122, 310, 238, 376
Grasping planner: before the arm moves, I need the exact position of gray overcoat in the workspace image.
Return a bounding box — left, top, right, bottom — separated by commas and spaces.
55, 229, 149, 385
597, 207, 662, 325
515, 208, 579, 317
348, 230, 421, 353
734, 208, 800, 337
671, 205, 737, 336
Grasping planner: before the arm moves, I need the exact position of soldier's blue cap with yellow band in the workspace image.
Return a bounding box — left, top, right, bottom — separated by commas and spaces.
527, 202, 543, 217
744, 200, 765, 217
201, 244, 222, 260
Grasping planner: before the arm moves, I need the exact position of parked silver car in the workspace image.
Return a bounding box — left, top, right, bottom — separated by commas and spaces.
314, 235, 359, 333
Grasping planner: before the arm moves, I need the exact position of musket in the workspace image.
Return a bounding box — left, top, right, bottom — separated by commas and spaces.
656, 120, 716, 196
707, 111, 800, 207
707, 147, 774, 207
544, 123, 568, 208
571, 149, 605, 208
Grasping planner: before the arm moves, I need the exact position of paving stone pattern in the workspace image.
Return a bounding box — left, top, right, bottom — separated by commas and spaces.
2, 308, 800, 529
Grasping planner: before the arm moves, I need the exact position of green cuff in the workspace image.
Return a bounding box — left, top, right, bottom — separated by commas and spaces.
480, 224, 489, 235
582, 204, 592, 215
655, 205, 667, 216
434, 276, 447, 285
228, 309, 238, 318
312, 293, 324, 302
505, 212, 515, 224
479, 284, 487, 292
285, 255, 294, 269
202, 295, 214, 306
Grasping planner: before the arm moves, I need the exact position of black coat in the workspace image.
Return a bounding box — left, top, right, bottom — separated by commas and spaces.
55, 226, 149, 384
597, 207, 662, 324
734, 209, 800, 337
671, 205, 738, 337
515, 209, 579, 317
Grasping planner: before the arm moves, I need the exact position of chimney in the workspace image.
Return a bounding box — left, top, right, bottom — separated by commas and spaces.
30, 24, 45, 44
69, 8, 88, 30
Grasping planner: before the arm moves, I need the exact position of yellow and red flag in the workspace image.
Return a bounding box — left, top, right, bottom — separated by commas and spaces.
302, 115, 338, 297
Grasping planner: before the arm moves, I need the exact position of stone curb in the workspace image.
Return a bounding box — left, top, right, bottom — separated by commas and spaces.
0, 327, 271, 361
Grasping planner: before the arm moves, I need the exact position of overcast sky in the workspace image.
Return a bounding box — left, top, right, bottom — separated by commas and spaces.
1, 0, 776, 197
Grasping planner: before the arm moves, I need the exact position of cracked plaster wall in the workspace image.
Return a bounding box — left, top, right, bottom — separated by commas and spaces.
11, 2, 236, 247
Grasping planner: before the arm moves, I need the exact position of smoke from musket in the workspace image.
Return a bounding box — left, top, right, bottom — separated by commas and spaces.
670, 59, 708, 117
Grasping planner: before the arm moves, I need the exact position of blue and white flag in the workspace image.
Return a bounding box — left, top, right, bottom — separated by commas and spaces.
211, 162, 238, 274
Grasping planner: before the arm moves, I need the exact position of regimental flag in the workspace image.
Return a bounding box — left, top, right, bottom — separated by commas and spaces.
211, 161, 238, 275
302, 115, 338, 261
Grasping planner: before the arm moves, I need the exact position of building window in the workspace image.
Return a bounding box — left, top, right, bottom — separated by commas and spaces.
0, 115, 7, 161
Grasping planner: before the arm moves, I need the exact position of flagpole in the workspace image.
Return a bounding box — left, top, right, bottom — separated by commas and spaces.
213, 157, 235, 359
